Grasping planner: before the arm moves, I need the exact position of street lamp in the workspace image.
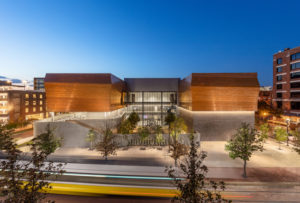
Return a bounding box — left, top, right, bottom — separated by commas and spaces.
286, 118, 290, 146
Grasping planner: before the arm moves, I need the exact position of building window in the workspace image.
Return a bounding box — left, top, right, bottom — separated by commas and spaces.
291, 92, 300, 98
33, 101, 36, 105
277, 84, 282, 89
291, 72, 300, 79
40, 94, 43, 99
277, 67, 283, 72
40, 107, 43, 111
277, 101, 282, 108
291, 102, 300, 110
291, 62, 300, 70
33, 94, 36, 99
277, 93, 282, 98
39, 100, 43, 105
33, 107, 36, 112
25, 101, 29, 106
277, 58, 282, 64
25, 94, 29, 99
25, 108, 29, 113
291, 52, 300, 61
277, 75, 282, 81
132, 94, 135, 103
291, 82, 300, 88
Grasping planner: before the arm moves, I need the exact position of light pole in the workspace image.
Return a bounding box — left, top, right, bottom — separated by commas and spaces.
286, 118, 290, 146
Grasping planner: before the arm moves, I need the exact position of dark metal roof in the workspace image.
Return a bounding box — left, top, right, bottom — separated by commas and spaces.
124, 78, 180, 92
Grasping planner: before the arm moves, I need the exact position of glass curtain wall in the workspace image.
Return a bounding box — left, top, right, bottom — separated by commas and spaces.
125, 91, 177, 126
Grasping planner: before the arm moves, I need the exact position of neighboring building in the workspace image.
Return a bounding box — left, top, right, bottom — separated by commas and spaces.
273, 46, 300, 116
43, 73, 260, 140
259, 86, 272, 105
0, 81, 47, 123
34, 77, 45, 90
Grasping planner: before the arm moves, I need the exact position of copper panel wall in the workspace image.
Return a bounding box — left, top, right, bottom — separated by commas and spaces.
45, 74, 124, 112
179, 73, 260, 111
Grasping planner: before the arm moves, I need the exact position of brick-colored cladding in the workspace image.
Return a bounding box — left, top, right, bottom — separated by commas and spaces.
273, 46, 300, 115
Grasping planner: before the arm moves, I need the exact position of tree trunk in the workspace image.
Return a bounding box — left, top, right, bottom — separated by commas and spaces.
168, 125, 171, 152
243, 160, 247, 178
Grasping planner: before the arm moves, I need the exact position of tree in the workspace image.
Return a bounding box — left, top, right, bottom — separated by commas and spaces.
169, 140, 188, 166
291, 130, 300, 154
259, 123, 270, 142
137, 126, 150, 145
225, 123, 264, 178
119, 119, 132, 134
170, 117, 187, 139
0, 123, 64, 203
127, 112, 140, 129
86, 129, 97, 150
165, 110, 176, 151
166, 133, 231, 203
274, 126, 288, 150
96, 126, 118, 160
152, 125, 163, 146
33, 124, 61, 155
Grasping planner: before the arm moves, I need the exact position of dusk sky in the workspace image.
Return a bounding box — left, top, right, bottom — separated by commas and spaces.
0, 0, 299, 86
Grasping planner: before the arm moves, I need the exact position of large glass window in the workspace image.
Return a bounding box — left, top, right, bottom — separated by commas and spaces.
291, 52, 300, 61
144, 92, 161, 102
291, 62, 300, 70
277, 84, 282, 89
291, 72, 300, 79
277, 75, 283, 81
277, 101, 282, 108
291, 82, 300, 88
277, 58, 282, 64
291, 92, 300, 98
291, 102, 300, 110
277, 67, 283, 72
277, 93, 282, 98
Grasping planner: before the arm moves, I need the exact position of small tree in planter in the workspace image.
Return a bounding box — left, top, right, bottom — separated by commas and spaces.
152, 124, 163, 148
274, 126, 288, 150
225, 123, 264, 178
86, 129, 97, 150
259, 123, 270, 143
170, 140, 188, 166
128, 112, 140, 129
33, 124, 61, 154
137, 126, 150, 149
119, 119, 132, 134
96, 126, 118, 161
165, 110, 176, 151
291, 130, 300, 154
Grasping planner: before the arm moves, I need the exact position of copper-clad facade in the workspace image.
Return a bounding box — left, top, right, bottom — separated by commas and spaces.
45, 73, 124, 112
179, 73, 260, 111
44, 72, 259, 113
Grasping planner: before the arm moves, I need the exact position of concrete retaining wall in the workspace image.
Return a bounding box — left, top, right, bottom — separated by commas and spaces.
178, 107, 255, 141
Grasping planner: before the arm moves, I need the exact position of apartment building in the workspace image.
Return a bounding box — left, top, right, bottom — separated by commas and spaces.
0, 81, 47, 123
273, 46, 300, 116
34, 77, 45, 90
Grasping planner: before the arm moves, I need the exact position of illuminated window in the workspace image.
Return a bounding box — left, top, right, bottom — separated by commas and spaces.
33, 94, 36, 99
25, 94, 29, 99
33, 107, 36, 112
25, 108, 29, 113
39, 101, 43, 105
40, 107, 43, 111
25, 101, 29, 106
40, 94, 43, 99
33, 101, 36, 105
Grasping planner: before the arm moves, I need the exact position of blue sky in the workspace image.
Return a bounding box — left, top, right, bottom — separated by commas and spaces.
0, 0, 299, 85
